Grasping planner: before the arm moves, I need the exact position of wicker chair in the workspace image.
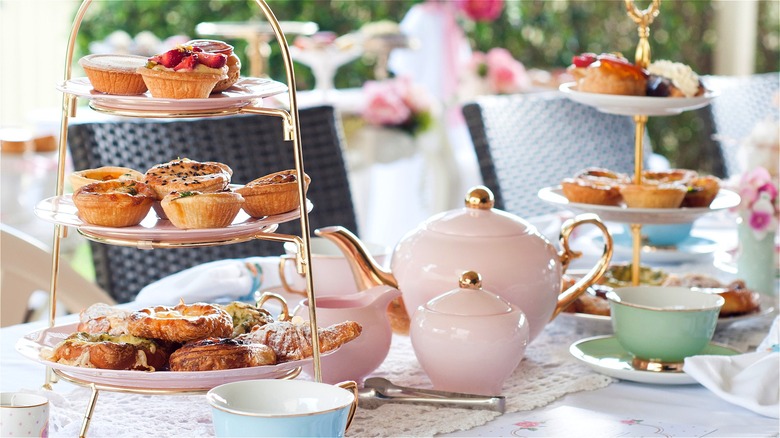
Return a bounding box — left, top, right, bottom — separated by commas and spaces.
67, 105, 358, 303
462, 93, 644, 218
701, 72, 780, 177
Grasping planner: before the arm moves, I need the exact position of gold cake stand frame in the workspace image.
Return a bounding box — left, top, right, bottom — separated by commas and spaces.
625, 0, 661, 285
44, 1, 324, 436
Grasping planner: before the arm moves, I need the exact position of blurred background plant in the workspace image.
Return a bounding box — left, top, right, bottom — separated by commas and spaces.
73, 0, 779, 174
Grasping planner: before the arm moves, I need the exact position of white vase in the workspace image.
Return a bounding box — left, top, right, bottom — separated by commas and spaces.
736, 216, 778, 297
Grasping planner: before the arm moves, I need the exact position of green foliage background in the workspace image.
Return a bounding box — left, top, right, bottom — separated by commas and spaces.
73, 0, 779, 174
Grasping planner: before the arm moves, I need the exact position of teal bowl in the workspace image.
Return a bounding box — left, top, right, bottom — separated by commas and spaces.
207, 379, 357, 438
623, 222, 693, 246
606, 286, 724, 363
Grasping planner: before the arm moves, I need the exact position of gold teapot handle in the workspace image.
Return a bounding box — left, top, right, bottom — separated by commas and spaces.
552, 213, 613, 320
256, 292, 291, 321
336, 380, 359, 432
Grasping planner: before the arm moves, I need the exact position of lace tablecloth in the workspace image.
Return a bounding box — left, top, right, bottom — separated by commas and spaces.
30, 311, 772, 437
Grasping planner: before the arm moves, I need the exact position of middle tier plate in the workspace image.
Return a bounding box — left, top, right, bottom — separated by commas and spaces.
34, 194, 312, 245
537, 186, 740, 224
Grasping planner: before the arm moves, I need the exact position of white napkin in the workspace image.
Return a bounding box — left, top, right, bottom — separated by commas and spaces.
683, 316, 780, 418
133, 257, 282, 306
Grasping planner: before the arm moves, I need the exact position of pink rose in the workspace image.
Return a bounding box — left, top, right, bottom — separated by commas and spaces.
455, 0, 504, 22
486, 48, 531, 94
362, 80, 412, 126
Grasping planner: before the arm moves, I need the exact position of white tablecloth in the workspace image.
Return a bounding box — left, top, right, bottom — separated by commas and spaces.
2, 213, 778, 436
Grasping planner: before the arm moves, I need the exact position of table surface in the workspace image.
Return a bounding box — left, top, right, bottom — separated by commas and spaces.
2, 213, 778, 436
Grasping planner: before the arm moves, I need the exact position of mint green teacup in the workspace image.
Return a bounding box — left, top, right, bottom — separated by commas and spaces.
606, 286, 724, 365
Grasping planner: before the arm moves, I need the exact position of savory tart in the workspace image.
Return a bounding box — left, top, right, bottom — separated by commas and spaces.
161, 190, 244, 229
236, 170, 311, 218
72, 180, 156, 227
69, 166, 144, 192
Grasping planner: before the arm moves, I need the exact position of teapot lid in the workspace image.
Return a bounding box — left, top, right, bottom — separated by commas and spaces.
423, 186, 534, 237
425, 271, 515, 316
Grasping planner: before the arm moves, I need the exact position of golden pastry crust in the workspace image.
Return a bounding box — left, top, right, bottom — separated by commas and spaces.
239, 320, 362, 363
127, 302, 233, 343
70, 166, 144, 192
642, 169, 698, 186
236, 170, 311, 217
144, 158, 231, 200
48, 332, 169, 371
136, 66, 227, 99
561, 167, 629, 206
571, 54, 647, 96
72, 180, 156, 227
79, 54, 149, 95
161, 190, 244, 229
221, 301, 275, 337
718, 281, 761, 316
682, 175, 721, 208
619, 183, 687, 208
169, 337, 277, 371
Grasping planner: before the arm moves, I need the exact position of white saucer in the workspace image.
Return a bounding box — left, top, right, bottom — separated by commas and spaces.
569, 335, 740, 385
559, 82, 718, 116
596, 233, 719, 264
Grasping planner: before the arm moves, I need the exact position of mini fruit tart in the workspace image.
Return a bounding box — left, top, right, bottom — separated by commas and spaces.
72, 180, 156, 227
161, 190, 245, 229
185, 39, 241, 92
69, 166, 144, 192
137, 45, 229, 99
236, 170, 311, 218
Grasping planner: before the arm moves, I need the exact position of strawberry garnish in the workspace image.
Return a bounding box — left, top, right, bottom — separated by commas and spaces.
173, 54, 198, 71
572, 53, 597, 68
153, 48, 186, 69
197, 52, 227, 69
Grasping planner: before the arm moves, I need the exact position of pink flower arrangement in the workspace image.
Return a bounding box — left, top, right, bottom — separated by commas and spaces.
468, 48, 532, 95
362, 76, 434, 136
735, 166, 779, 240
454, 0, 504, 22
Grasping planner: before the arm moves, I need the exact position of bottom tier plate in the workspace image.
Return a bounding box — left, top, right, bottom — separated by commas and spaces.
16, 322, 324, 391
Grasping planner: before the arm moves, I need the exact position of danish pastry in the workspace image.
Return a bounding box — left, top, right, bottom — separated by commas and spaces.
47, 332, 169, 371
569, 53, 648, 96
77, 303, 131, 336
221, 301, 275, 337
168, 337, 277, 371
239, 320, 362, 363
127, 301, 233, 343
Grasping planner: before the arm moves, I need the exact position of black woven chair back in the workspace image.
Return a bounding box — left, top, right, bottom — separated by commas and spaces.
701, 72, 780, 177
462, 93, 640, 218
67, 105, 358, 302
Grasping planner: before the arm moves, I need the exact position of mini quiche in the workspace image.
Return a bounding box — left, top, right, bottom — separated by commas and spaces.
161, 190, 244, 229
72, 180, 156, 227
236, 170, 311, 218
69, 166, 144, 192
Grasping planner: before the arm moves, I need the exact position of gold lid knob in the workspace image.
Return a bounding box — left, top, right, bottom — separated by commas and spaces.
458, 271, 482, 289
464, 186, 494, 210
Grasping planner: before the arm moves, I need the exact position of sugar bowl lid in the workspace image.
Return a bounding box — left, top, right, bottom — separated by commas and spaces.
424, 271, 515, 316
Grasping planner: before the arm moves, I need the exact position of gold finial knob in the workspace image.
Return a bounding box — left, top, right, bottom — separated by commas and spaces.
465, 186, 494, 210
459, 271, 482, 289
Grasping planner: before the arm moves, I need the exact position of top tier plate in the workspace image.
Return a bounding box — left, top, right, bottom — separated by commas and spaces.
57, 77, 288, 113
559, 82, 718, 116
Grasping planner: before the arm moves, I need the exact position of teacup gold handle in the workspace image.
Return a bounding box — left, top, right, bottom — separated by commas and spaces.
256, 292, 291, 321
278, 255, 307, 296
552, 213, 613, 320
336, 380, 359, 432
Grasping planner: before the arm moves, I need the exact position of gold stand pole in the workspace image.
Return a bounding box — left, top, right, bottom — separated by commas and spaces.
625, 0, 660, 286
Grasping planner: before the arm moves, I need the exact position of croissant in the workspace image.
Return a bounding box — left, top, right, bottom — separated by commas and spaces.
239, 320, 362, 362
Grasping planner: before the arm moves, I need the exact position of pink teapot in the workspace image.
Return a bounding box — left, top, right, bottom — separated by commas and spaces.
411, 271, 529, 395
316, 186, 613, 341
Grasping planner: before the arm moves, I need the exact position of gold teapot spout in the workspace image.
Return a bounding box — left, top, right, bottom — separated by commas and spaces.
315, 226, 397, 290
315, 226, 410, 334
